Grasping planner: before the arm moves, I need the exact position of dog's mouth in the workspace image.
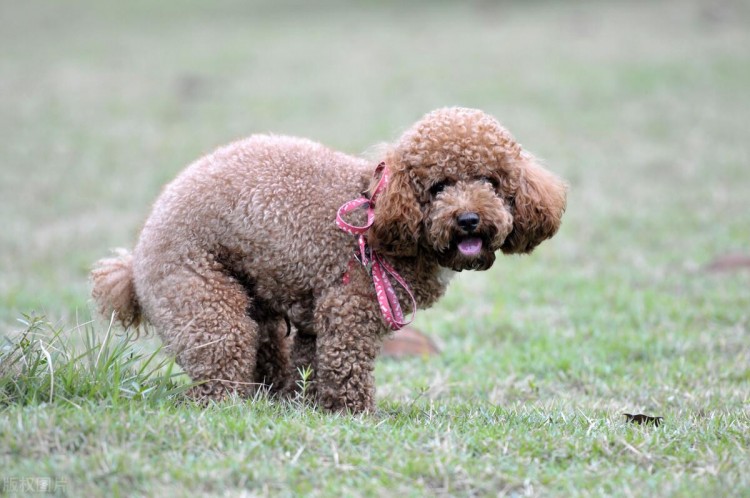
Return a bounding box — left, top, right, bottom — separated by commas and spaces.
433, 232, 497, 272
456, 236, 483, 257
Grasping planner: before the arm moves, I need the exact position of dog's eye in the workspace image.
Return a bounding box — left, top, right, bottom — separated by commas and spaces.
429, 181, 447, 197
480, 176, 499, 190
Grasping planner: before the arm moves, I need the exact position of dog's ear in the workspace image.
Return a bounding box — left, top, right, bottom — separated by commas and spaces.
501, 155, 567, 254
369, 166, 422, 257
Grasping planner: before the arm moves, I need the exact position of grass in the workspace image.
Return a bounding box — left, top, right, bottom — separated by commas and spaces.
0, 314, 186, 406
1, 0, 749, 495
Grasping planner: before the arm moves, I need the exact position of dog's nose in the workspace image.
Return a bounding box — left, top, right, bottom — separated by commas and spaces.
457, 212, 480, 232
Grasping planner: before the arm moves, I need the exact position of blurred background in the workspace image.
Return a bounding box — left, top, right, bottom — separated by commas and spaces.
1, 0, 748, 329
2, 4, 748, 492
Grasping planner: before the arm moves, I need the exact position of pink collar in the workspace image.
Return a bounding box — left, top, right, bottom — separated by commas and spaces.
336, 163, 417, 331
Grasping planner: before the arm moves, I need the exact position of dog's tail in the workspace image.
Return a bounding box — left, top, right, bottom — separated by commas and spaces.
91, 249, 143, 328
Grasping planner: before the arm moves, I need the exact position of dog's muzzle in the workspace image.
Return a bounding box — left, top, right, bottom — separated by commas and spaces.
455, 212, 483, 257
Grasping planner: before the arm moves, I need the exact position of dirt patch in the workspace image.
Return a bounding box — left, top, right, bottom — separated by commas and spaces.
704, 254, 750, 273
381, 327, 440, 359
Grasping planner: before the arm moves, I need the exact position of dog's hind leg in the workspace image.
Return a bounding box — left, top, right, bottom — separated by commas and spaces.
253, 317, 291, 395
286, 329, 319, 401
136, 260, 261, 401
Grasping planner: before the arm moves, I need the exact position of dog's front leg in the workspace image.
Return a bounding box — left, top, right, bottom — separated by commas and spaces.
313, 282, 388, 414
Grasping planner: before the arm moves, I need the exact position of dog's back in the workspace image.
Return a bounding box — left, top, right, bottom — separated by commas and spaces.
132, 135, 371, 308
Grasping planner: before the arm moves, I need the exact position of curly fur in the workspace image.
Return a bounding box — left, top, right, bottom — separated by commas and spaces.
91, 249, 142, 328
91, 107, 567, 412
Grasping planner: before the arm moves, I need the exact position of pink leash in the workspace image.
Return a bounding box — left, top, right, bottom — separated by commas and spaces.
336, 163, 417, 331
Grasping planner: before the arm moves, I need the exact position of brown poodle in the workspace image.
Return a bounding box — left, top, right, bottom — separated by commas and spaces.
91, 107, 567, 413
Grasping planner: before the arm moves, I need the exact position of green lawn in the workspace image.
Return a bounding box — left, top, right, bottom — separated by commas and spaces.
1, 0, 749, 496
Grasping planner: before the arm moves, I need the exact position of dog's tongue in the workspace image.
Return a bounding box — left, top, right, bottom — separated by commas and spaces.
458, 237, 483, 256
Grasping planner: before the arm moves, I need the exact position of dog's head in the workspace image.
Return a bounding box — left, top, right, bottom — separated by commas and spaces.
368, 107, 567, 271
